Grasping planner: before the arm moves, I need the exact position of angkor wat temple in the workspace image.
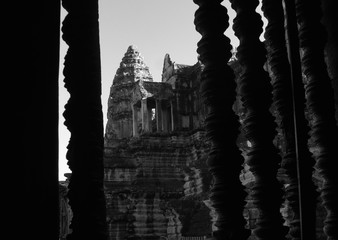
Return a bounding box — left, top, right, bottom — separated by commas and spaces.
98, 44, 327, 239
103, 45, 214, 239
6, 1, 338, 240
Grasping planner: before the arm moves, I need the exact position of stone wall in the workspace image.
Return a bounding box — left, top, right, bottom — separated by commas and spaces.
104, 131, 212, 239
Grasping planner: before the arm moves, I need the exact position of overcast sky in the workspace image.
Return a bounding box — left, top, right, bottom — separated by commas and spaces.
59, 0, 265, 180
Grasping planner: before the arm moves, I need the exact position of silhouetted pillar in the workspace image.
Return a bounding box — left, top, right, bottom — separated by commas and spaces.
230, 0, 288, 239
156, 99, 163, 132
295, 0, 338, 238
321, 0, 338, 124
283, 0, 318, 239
262, 1, 317, 239
61, 0, 108, 239
193, 0, 250, 239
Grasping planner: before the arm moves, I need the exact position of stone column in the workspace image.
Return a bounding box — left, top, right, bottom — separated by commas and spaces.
322, 0, 338, 124
162, 107, 169, 133
132, 104, 139, 137
193, 1, 250, 239
175, 93, 181, 130
262, 1, 307, 239
141, 99, 149, 132
295, 0, 338, 238
148, 106, 153, 132
61, 0, 108, 239
170, 101, 175, 131
265, 1, 317, 239
230, 0, 287, 239
155, 99, 162, 132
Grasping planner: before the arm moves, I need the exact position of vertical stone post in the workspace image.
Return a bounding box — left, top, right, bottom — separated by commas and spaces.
282, 0, 318, 239
230, 0, 287, 239
322, 0, 338, 124
170, 101, 175, 132
132, 104, 139, 137
295, 0, 338, 238
61, 0, 108, 239
193, 0, 250, 239
162, 107, 169, 133
262, 0, 317, 239
175, 94, 181, 130
141, 99, 149, 132
148, 105, 153, 132
156, 99, 162, 132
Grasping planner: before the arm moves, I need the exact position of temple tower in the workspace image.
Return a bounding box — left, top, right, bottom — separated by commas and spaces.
105, 45, 153, 141
103, 49, 214, 239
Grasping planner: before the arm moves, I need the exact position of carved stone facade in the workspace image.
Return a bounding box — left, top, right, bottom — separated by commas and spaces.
105, 46, 207, 142
104, 46, 214, 239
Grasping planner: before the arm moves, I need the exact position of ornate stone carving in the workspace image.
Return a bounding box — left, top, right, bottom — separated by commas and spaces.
230, 0, 287, 239
105, 45, 153, 141
61, 0, 107, 239
193, 0, 250, 239
282, 0, 319, 239
295, 0, 338, 239
261, 1, 313, 239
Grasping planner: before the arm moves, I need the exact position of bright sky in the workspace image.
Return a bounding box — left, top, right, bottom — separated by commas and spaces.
59, 1, 264, 180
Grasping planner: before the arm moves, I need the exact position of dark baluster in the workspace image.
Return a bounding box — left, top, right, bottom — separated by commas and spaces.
193, 0, 250, 239
295, 0, 338, 239
61, 0, 108, 239
262, 0, 317, 239
283, 1, 318, 239
230, 0, 288, 239
262, 0, 300, 238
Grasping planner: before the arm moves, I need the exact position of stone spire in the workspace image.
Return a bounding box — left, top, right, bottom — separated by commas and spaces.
113, 45, 153, 86
105, 45, 153, 141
